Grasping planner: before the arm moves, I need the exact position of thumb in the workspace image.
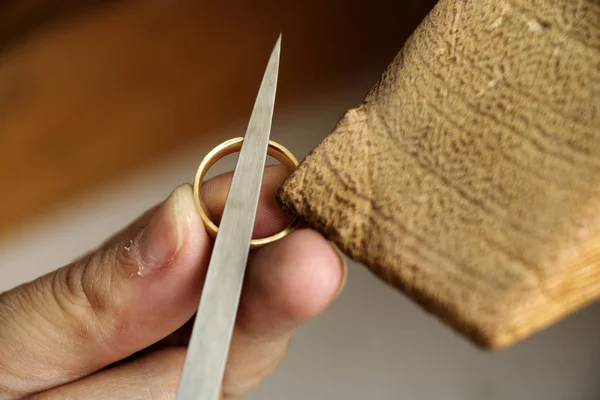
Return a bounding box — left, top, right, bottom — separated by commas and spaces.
0, 184, 210, 398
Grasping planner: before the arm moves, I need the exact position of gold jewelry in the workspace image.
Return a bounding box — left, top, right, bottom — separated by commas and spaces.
193, 137, 299, 249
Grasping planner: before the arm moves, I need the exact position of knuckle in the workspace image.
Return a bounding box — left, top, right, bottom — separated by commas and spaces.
48, 261, 101, 344
49, 245, 128, 348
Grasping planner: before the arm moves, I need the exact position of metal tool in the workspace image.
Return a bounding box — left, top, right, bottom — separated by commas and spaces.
176, 34, 298, 399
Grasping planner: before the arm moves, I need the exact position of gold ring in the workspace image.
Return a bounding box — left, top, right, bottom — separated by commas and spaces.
193, 137, 299, 250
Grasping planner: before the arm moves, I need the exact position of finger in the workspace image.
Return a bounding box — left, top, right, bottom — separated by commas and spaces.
222, 229, 346, 399
201, 164, 294, 238
0, 184, 210, 397
27, 348, 186, 400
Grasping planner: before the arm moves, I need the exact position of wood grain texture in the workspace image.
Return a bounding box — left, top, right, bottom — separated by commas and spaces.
0, 0, 436, 237
278, 0, 600, 349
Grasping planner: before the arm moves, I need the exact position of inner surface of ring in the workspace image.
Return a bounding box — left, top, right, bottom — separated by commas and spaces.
195, 138, 298, 245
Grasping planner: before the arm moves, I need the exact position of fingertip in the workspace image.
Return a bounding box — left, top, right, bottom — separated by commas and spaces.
271, 230, 344, 320
238, 229, 345, 337
105, 182, 212, 343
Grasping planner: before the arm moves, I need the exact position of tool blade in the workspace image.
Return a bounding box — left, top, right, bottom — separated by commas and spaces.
176, 34, 281, 400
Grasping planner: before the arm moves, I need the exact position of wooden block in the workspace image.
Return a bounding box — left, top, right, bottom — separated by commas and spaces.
278, 0, 600, 349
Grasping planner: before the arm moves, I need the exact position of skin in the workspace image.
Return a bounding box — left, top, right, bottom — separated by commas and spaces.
0, 165, 346, 399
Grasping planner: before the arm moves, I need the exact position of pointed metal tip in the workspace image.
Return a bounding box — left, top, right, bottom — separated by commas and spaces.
268, 33, 281, 67
274, 33, 282, 53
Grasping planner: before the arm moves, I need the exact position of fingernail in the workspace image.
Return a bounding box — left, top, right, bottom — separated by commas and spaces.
329, 241, 347, 298
138, 187, 186, 271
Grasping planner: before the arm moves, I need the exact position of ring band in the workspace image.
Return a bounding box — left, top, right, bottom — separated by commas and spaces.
193, 137, 299, 250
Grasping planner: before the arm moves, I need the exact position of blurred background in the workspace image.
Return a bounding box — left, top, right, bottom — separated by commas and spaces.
1, 1, 600, 398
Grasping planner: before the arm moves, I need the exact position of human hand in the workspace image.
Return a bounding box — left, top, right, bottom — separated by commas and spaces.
0, 165, 346, 399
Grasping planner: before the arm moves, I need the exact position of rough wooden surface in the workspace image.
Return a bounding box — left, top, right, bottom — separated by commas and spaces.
278, 0, 600, 349
0, 0, 436, 237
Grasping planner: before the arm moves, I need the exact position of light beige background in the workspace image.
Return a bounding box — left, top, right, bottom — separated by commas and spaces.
1, 70, 599, 400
